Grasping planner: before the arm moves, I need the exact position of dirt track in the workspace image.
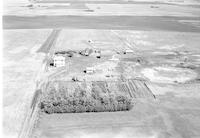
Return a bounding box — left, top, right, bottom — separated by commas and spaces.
37, 29, 61, 53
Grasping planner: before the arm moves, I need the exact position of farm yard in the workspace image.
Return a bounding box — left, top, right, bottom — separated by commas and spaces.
3, 0, 200, 138
45, 29, 200, 84
3, 27, 200, 138
29, 29, 200, 138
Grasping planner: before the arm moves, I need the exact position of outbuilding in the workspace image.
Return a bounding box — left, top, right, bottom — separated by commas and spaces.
85, 67, 95, 74
95, 50, 101, 58
124, 49, 134, 54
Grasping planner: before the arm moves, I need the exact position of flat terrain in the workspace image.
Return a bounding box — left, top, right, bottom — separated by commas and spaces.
3, 29, 51, 138
3, 0, 200, 138
3, 27, 200, 138
31, 29, 200, 138
3, 0, 200, 30
3, 16, 200, 32
34, 84, 200, 138
4, 1, 200, 16
45, 29, 200, 82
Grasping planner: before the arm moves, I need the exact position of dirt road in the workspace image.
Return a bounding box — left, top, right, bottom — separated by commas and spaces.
37, 29, 61, 53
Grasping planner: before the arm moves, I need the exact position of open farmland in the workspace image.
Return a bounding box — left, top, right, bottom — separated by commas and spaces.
29, 29, 200, 138
4, 0, 200, 16
32, 83, 200, 138
3, 0, 200, 138
3, 28, 200, 138
33, 88, 200, 138
3, 29, 51, 138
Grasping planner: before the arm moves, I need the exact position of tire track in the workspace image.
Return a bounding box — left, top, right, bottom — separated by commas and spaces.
124, 79, 156, 99
18, 89, 42, 138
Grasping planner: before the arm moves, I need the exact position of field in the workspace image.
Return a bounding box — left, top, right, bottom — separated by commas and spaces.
3, 29, 51, 138
3, 28, 200, 138
4, 0, 200, 16
3, 0, 200, 138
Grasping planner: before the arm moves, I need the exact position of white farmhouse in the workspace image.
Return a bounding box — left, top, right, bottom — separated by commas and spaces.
53, 55, 65, 67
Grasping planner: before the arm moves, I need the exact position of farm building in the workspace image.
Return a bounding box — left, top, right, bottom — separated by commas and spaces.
124, 49, 134, 54
95, 50, 101, 58
79, 48, 93, 56
85, 67, 95, 74
53, 55, 65, 67
109, 55, 119, 61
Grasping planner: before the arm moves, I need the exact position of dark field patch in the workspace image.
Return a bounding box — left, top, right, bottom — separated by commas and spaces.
3, 16, 200, 32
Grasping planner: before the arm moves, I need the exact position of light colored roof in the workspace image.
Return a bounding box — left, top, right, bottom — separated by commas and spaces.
110, 58, 119, 61
53, 55, 65, 60
125, 49, 134, 52
86, 67, 95, 70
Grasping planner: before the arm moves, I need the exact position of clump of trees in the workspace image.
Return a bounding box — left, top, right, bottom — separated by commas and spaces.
40, 82, 133, 114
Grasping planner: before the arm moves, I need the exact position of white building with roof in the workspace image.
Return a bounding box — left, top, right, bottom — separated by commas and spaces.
53, 55, 65, 67
124, 49, 134, 54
